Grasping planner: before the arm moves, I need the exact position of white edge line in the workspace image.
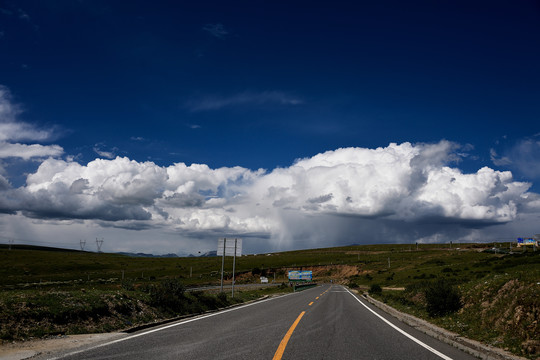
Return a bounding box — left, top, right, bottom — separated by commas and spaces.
50, 293, 295, 359
343, 287, 453, 360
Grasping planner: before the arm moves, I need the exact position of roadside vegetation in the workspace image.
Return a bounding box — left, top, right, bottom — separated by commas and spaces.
351, 248, 539, 359
1, 243, 538, 358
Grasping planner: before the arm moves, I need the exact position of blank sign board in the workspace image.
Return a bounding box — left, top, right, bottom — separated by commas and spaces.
217, 238, 242, 256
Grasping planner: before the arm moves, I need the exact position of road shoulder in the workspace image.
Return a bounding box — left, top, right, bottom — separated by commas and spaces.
351, 289, 527, 360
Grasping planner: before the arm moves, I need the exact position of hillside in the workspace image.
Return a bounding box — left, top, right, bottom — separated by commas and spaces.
0, 242, 538, 358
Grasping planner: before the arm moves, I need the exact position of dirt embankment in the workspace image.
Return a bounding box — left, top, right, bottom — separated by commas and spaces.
237, 264, 361, 284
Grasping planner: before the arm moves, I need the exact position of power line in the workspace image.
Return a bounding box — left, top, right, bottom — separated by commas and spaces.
96, 238, 104, 253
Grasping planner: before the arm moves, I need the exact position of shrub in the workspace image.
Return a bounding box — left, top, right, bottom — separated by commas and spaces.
424, 280, 462, 317
217, 292, 227, 303
121, 281, 135, 291
148, 279, 186, 313
369, 284, 382, 296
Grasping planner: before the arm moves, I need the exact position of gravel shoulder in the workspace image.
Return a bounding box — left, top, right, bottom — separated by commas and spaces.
0, 333, 125, 360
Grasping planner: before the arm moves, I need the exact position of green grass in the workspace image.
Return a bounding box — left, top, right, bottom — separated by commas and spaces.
0, 242, 538, 358
363, 250, 540, 359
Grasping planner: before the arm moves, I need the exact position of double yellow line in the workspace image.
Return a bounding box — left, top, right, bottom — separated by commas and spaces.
272, 286, 331, 360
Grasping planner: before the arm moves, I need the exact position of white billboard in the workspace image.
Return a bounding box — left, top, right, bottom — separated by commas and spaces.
217, 238, 242, 256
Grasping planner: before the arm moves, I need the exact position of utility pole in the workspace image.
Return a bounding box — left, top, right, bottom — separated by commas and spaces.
8, 239, 14, 250
80, 239, 86, 251
96, 238, 104, 253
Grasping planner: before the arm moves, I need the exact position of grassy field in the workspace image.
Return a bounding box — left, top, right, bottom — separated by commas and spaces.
1, 242, 538, 358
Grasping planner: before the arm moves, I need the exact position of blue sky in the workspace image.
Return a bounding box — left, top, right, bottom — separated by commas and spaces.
0, 1, 539, 254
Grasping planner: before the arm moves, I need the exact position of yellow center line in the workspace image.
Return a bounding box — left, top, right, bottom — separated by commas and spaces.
316, 297, 319, 299
272, 311, 306, 360
308, 301, 314, 306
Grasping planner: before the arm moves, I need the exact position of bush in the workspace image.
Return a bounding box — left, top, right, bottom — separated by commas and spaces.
424, 280, 462, 317
369, 284, 382, 296
148, 279, 186, 313
217, 292, 227, 303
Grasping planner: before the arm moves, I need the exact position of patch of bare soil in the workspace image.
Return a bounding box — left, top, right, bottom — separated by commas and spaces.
0, 333, 124, 360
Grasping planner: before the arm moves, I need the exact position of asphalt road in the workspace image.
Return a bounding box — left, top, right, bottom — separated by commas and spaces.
49, 285, 478, 360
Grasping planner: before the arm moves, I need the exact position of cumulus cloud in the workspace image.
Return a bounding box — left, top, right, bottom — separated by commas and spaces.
247, 142, 530, 224
1, 141, 536, 252
186, 91, 303, 112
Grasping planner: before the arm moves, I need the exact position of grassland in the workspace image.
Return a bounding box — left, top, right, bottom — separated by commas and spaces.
1, 242, 538, 358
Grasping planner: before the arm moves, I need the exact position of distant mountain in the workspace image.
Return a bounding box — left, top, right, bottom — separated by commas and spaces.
0, 244, 85, 253
116, 252, 178, 258
199, 250, 217, 257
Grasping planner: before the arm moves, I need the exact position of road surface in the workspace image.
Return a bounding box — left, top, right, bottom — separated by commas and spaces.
47, 285, 478, 360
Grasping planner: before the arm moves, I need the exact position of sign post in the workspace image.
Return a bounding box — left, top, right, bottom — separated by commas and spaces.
232, 238, 237, 297
217, 238, 242, 295
220, 238, 226, 292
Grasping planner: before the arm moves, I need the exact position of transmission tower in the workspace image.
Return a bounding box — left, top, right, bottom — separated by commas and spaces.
80, 239, 86, 251
96, 238, 104, 253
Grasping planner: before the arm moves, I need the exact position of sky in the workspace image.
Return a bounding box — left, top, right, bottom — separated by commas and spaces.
0, 0, 539, 255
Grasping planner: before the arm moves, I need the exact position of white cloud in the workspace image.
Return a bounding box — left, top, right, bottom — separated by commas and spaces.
93, 144, 117, 159
0, 85, 56, 142
0, 141, 63, 160
186, 91, 303, 112
1, 141, 536, 254
0, 84, 63, 191
491, 137, 540, 180
490, 148, 511, 166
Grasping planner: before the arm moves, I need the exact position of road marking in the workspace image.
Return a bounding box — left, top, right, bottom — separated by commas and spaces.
344, 287, 453, 360
308, 301, 314, 306
50, 293, 296, 359
316, 296, 319, 299
272, 311, 306, 360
